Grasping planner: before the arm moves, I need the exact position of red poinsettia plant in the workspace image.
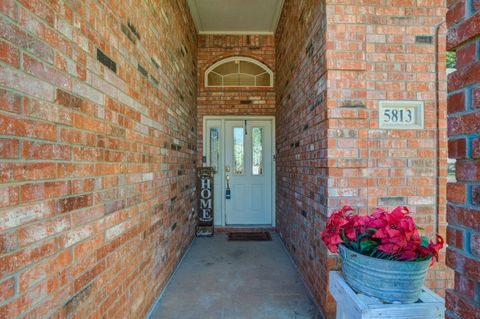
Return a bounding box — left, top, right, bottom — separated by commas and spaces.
321, 206, 444, 265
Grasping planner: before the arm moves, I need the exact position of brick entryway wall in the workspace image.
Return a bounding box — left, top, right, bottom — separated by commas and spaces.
0, 1, 197, 318
446, 1, 480, 318
275, 0, 452, 318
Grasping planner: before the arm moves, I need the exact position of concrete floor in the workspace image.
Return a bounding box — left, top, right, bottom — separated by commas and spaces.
148, 233, 322, 319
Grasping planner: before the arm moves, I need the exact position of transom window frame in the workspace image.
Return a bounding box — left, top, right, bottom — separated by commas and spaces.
205, 56, 274, 88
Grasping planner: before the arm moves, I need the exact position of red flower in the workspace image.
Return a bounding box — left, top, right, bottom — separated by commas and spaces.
427, 235, 444, 266
320, 206, 353, 253
398, 241, 419, 260
320, 205, 445, 266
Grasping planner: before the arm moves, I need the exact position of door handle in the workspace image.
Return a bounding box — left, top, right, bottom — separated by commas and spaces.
225, 175, 231, 199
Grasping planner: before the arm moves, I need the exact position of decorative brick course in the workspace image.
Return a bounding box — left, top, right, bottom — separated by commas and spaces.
276, 0, 451, 317
0, 1, 197, 318
447, 0, 480, 317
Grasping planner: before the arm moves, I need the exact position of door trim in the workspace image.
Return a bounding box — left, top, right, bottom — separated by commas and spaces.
202, 115, 276, 228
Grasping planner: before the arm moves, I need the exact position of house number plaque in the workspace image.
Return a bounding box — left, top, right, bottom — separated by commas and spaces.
378, 100, 424, 130
196, 167, 214, 237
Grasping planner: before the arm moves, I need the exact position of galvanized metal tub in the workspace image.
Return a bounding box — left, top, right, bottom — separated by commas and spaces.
339, 244, 431, 303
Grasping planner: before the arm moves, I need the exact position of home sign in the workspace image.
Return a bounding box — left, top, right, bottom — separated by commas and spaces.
196, 167, 214, 236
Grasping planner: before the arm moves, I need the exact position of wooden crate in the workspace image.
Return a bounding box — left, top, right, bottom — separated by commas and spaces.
329, 271, 445, 319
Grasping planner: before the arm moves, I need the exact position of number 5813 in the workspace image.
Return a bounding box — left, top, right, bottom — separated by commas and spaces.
383, 108, 413, 123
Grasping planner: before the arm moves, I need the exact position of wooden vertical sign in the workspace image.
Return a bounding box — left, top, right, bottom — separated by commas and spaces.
196, 167, 214, 236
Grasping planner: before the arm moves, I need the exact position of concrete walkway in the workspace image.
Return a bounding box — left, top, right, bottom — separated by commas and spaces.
148, 233, 322, 319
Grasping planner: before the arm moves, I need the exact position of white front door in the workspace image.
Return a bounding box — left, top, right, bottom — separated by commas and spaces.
204, 117, 274, 226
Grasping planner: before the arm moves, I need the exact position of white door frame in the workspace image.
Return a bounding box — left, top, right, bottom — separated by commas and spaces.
202, 115, 276, 227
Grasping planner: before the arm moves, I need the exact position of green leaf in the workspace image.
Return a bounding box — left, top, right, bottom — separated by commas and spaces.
341, 229, 349, 245
420, 236, 429, 248
360, 240, 378, 253
357, 232, 371, 241
447, 51, 456, 69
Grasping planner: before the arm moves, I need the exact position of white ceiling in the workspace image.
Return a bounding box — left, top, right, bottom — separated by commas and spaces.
187, 0, 285, 35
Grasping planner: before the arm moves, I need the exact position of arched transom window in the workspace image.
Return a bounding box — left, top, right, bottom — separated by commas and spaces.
205, 57, 273, 87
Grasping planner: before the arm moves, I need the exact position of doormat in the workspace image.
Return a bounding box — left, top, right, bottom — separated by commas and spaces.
228, 232, 272, 241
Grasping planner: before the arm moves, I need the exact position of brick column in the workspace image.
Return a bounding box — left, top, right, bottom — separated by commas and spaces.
324, 0, 451, 294
446, 1, 480, 318
276, 1, 452, 318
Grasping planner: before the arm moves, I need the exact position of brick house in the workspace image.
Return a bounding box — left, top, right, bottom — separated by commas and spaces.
446, 0, 480, 318
0, 0, 477, 318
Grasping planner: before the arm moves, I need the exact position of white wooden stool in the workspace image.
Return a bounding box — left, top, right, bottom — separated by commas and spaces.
329, 271, 445, 319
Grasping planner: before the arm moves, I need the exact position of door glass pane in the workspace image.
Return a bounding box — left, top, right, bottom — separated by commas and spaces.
256, 73, 271, 86
252, 128, 263, 175
240, 61, 265, 75
208, 73, 222, 86
238, 74, 255, 86
214, 61, 238, 75
233, 127, 244, 175
210, 128, 220, 173
223, 74, 255, 86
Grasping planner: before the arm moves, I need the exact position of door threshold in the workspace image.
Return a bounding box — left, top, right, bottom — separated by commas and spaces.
216, 226, 276, 233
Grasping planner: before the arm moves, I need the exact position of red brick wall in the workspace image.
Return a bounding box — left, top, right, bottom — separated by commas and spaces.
0, 1, 197, 318
197, 35, 275, 162
325, 0, 452, 295
446, 1, 480, 318
276, 1, 451, 318
275, 0, 332, 315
